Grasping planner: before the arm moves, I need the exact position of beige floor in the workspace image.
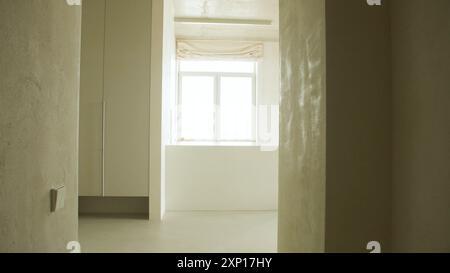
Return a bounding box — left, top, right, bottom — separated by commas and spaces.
79, 211, 278, 253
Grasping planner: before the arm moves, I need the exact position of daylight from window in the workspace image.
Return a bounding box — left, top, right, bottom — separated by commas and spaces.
177, 60, 256, 144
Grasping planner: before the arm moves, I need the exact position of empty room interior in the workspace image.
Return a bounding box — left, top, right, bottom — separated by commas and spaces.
1, 0, 450, 254
77, 0, 280, 253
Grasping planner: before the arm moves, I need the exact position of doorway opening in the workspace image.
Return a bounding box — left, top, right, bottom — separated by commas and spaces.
78, 0, 280, 253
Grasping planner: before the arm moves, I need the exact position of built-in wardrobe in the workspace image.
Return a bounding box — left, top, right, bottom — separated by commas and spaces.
79, 0, 151, 203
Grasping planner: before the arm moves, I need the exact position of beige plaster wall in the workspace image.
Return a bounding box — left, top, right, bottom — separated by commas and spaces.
325, 0, 392, 252
391, 0, 450, 252
0, 0, 81, 252
278, 0, 327, 253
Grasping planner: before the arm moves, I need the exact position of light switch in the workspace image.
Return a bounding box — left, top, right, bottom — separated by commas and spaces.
50, 185, 66, 212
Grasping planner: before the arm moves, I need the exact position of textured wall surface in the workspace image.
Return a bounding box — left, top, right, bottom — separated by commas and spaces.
325, 0, 392, 252
0, 0, 81, 252
391, 0, 450, 252
278, 0, 326, 253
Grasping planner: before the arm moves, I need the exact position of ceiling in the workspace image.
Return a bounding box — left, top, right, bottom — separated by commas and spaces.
173, 0, 279, 41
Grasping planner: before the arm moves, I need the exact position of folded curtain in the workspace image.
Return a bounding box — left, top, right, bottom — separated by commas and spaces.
176, 40, 264, 60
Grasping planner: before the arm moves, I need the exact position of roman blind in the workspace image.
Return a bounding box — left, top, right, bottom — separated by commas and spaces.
177, 40, 264, 60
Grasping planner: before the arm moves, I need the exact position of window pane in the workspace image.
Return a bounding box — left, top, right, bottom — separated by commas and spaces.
180, 76, 215, 140
220, 77, 254, 141
180, 60, 254, 73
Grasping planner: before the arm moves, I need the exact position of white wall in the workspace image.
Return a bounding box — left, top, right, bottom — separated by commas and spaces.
166, 146, 278, 211
166, 42, 280, 211
161, 0, 177, 217
258, 42, 280, 107
150, 0, 164, 220
150, 0, 176, 220
258, 42, 280, 147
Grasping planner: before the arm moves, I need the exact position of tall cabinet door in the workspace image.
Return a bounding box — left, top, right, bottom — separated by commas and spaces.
79, 0, 106, 196
103, 0, 151, 197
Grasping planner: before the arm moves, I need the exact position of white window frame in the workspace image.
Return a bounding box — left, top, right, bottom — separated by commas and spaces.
176, 61, 258, 144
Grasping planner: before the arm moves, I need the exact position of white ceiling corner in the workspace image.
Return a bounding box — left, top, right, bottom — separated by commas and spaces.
173, 0, 279, 42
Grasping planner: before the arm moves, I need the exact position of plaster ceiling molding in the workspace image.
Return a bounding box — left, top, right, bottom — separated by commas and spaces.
173, 0, 279, 42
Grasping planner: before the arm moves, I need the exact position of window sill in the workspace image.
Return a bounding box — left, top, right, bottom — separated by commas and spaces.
167, 141, 260, 148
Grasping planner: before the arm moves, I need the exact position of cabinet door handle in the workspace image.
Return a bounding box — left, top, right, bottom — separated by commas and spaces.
102, 100, 106, 197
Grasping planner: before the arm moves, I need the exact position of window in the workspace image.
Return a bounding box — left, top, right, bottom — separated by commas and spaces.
177, 60, 257, 143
